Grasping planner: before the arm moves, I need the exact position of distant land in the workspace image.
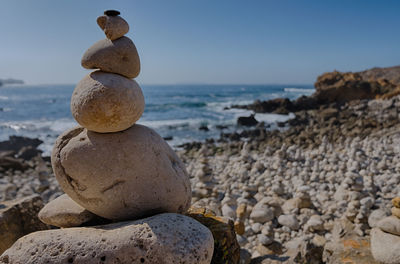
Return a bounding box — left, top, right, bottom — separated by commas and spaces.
0, 78, 24, 86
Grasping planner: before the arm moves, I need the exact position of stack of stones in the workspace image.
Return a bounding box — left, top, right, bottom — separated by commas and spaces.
371, 197, 400, 263
0, 11, 214, 264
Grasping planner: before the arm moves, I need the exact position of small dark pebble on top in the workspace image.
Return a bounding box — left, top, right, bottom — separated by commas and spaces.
104, 10, 120, 16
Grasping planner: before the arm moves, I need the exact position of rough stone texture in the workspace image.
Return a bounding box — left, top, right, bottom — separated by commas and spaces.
323, 219, 379, 264
0, 213, 214, 264
371, 227, 400, 264
38, 194, 96, 228
81, 37, 140, 79
71, 71, 144, 133
187, 207, 240, 264
277, 214, 299, 230
393, 197, 400, 208
392, 207, 400, 218
0, 195, 49, 254
376, 216, 400, 236
314, 70, 398, 104
97, 15, 129, 40
51, 125, 192, 221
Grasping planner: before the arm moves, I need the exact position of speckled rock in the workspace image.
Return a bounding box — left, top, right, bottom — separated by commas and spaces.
97, 15, 129, 40
71, 71, 144, 133
371, 227, 400, 264
0, 213, 214, 264
81, 37, 140, 79
51, 125, 191, 221
38, 194, 96, 228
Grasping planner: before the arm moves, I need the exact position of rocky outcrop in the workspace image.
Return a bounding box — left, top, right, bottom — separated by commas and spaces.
314, 70, 398, 104
231, 65, 400, 114
0, 195, 49, 254
0, 136, 44, 172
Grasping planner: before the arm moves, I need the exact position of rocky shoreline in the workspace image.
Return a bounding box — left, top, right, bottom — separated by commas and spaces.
1, 67, 400, 263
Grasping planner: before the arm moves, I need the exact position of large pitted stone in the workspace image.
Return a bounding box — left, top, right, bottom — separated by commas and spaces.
371, 227, 400, 264
0, 195, 49, 254
51, 125, 192, 220
38, 194, 96, 228
97, 15, 129, 40
71, 71, 144, 133
81, 37, 140, 78
0, 213, 214, 264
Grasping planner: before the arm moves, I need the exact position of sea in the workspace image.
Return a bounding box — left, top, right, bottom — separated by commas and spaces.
0, 84, 314, 156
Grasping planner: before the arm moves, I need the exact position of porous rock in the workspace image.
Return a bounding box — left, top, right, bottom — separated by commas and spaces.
38, 194, 96, 228
97, 15, 129, 40
51, 125, 191, 220
0, 213, 214, 264
371, 227, 400, 264
81, 37, 140, 79
71, 71, 144, 133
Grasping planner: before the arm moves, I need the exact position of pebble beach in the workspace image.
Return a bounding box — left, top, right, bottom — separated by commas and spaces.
2, 90, 400, 262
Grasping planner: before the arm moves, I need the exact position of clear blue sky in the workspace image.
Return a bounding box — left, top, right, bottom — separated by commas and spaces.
1, 0, 399, 85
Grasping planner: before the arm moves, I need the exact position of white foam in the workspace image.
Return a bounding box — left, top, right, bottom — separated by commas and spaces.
137, 118, 204, 130
0, 96, 9, 100
284, 87, 314, 93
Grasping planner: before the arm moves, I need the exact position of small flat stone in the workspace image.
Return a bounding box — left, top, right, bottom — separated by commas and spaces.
104, 10, 120, 16
38, 194, 96, 228
0, 213, 214, 264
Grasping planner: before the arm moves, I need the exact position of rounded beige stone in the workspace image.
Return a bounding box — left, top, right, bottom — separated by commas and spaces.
97, 15, 129, 40
0, 213, 214, 264
38, 194, 96, 228
71, 71, 144, 133
51, 125, 192, 221
81, 36, 140, 79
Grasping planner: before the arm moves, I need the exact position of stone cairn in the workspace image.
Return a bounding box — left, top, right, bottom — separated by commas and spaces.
0, 10, 214, 264
371, 197, 400, 263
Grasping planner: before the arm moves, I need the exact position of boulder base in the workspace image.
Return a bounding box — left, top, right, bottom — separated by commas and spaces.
0, 213, 214, 264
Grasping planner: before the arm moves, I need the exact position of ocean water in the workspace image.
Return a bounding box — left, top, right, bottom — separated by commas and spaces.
0, 84, 314, 155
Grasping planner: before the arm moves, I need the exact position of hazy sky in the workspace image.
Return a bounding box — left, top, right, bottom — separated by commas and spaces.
1, 0, 399, 85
